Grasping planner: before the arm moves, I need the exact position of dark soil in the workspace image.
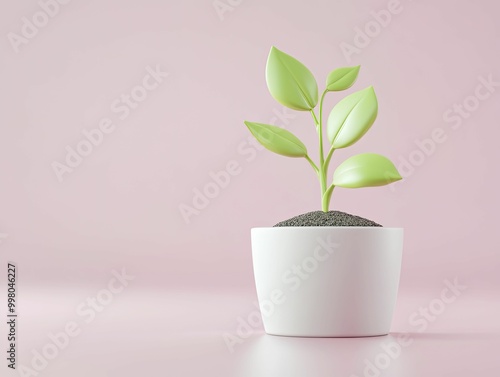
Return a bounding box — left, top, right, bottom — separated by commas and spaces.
273, 210, 382, 227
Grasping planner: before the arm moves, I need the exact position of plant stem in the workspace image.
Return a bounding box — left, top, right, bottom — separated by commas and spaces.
310, 109, 327, 207
310, 90, 338, 212
305, 154, 319, 175
310, 110, 320, 129
324, 146, 335, 174
316, 89, 330, 212
322, 184, 335, 211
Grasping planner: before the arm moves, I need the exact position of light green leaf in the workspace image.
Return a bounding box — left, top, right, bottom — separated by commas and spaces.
266, 46, 318, 111
326, 66, 360, 91
244, 121, 307, 157
332, 153, 402, 188
327, 86, 378, 148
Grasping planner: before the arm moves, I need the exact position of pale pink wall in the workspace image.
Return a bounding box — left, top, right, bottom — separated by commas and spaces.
0, 0, 499, 293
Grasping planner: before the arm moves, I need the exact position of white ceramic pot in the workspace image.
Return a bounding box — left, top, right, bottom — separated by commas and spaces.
251, 227, 403, 337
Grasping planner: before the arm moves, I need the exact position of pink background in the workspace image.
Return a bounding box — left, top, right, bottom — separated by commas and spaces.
1, 0, 499, 375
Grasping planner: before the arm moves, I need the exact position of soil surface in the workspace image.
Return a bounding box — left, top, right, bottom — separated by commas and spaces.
273, 210, 382, 227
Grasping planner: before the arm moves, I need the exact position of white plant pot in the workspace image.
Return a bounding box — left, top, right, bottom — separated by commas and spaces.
251, 227, 403, 337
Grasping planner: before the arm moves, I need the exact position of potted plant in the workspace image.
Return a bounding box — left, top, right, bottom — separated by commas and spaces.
244, 47, 403, 337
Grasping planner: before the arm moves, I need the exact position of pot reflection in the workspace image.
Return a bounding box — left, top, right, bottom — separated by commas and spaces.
236, 333, 410, 377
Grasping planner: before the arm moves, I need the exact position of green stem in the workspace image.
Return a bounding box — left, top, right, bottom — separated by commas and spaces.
315, 90, 330, 212
310, 110, 320, 129
305, 154, 319, 175
310, 109, 327, 207
318, 89, 330, 212
322, 184, 335, 211
319, 173, 327, 211
324, 146, 335, 175
318, 90, 327, 129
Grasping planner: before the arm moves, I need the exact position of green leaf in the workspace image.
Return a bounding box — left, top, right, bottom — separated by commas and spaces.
266, 46, 318, 111
244, 121, 307, 157
332, 153, 402, 188
327, 86, 378, 149
326, 66, 360, 91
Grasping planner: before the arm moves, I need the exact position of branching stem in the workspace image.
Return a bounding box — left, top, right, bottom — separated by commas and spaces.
306, 90, 337, 212
305, 154, 319, 175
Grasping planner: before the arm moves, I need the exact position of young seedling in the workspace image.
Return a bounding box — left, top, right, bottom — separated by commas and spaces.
244, 46, 402, 212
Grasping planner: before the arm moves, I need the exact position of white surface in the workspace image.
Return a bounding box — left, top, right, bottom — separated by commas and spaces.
10, 288, 500, 376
